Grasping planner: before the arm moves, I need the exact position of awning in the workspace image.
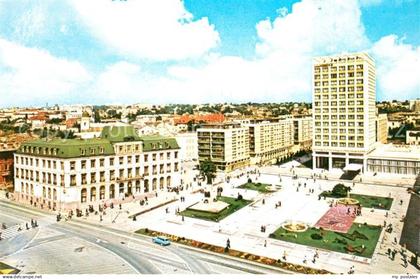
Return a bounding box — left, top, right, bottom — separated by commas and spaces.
343, 163, 363, 171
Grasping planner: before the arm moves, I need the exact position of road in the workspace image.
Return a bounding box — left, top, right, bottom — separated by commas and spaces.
0, 200, 287, 274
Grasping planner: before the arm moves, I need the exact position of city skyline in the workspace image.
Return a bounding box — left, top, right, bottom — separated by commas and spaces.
0, 0, 419, 107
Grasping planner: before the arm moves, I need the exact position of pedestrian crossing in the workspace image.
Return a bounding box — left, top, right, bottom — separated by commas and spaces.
0, 216, 55, 241
0, 223, 30, 241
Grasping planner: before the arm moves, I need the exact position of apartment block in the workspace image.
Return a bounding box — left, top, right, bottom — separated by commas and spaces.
14, 126, 181, 210
376, 113, 388, 144
243, 119, 294, 165
197, 123, 250, 172
293, 116, 313, 150
312, 53, 376, 172
175, 132, 198, 162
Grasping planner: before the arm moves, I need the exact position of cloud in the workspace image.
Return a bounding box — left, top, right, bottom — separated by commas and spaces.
0, 37, 91, 107
359, 0, 383, 7
87, 0, 372, 104
371, 35, 420, 100
256, 0, 369, 56
70, 0, 220, 61
0, 0, 418, 107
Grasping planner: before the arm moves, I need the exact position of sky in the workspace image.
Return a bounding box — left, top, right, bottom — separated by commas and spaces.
0, 0, 419, 107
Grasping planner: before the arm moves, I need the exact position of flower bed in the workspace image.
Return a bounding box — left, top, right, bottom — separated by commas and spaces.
136, 228, 331, 274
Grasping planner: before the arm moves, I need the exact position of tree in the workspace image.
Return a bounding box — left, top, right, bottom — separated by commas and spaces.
199, 160, 217, 185
94, 110, 101, 123
46, 118, 62, 125
331, 183, 351, 198
187, 120, 196, 132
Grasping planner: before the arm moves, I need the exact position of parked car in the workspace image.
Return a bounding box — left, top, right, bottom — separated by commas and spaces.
152, 236, 171, 246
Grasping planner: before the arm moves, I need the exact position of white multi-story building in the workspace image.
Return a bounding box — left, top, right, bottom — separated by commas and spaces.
293, 116, 313, 150
243, 119, 294, 165
14, 126, 181, 210
197, 123, 250, 172
312, 53, 376, 172
175, 132, 198, 162
376, 113, 388, 144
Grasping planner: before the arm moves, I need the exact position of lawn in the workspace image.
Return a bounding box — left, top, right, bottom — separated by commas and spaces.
349, 194, 393, 210
237, 182, 274, 193
269, 223, 382, 258
320, 191, 393, 210
180, 196, 252, 222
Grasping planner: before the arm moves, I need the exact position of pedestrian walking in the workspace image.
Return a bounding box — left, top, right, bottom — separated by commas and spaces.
264, 240, 267, 247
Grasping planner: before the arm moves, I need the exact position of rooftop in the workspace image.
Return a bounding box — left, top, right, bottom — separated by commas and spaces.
17, 138, 115, 158
139, 135, 179, 151
100, 126, 141, 143
368, 144, 420, 161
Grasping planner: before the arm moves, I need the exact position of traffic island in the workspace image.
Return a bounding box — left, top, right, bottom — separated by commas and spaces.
136, 228, 331, 274
0, 262, 20, 274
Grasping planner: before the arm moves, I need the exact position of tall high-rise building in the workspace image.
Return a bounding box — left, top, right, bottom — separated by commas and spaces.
312, 53, 376, 172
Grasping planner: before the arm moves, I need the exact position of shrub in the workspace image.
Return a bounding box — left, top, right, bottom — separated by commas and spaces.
311, 233, 323, 240
247, 178, 252, 183
333, 237, 348, 245
353, 230, 369, 240
331, 183, 351, 198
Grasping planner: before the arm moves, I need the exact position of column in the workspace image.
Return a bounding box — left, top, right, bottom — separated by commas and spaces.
328, 155, 332, 171
312, 154, 317, 170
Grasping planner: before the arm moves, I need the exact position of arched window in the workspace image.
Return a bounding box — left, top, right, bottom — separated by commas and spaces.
91, 187, 96, 201
152, 178, 157, 191
81, 188, 87, 203
109, 184, 115, 199
166, 176, 171, 188
159, 177, 164, 190
144, 179, 149, 193
127, 182, 132, 195
135, 180, 140, 193
100, 186, 105, 200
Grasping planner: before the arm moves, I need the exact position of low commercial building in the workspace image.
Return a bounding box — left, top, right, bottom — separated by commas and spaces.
243, 119, 294, 165
14, 126, 181, 210
197, 123, 249, 172
367, 144, 420, 176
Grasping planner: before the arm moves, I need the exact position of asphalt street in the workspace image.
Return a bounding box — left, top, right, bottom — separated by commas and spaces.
0, 200, 287, 274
